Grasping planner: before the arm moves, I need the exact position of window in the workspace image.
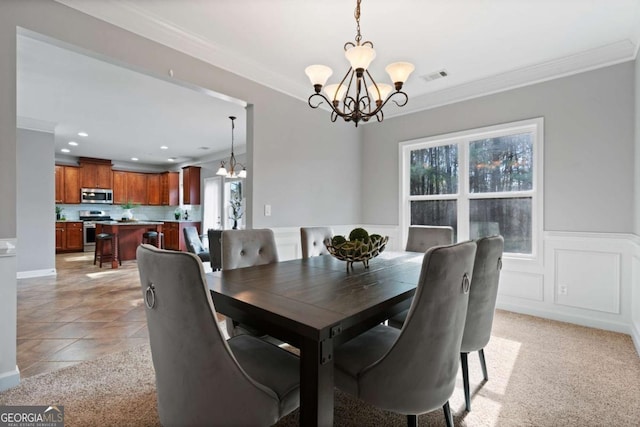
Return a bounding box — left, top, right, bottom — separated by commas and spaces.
400, 118, 543, 258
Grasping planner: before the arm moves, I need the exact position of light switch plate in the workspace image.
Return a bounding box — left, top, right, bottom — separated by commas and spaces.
264, 204, 271, 216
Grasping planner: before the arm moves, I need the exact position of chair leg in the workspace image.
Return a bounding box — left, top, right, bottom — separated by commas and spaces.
479, 348, 488, 380
461, 352, 471, 411
406, 414, 417, 427
443, 401, 454, 427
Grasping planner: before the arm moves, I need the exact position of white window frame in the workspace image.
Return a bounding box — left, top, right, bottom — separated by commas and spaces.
399, 117, 544, 265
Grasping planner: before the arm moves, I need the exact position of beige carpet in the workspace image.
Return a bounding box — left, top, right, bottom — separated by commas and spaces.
1, 310, 639, 426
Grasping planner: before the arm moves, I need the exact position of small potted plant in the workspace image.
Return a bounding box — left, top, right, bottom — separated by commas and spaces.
174, 208, 182, 220
120, 200, 139, 221
55, 206, 63, 220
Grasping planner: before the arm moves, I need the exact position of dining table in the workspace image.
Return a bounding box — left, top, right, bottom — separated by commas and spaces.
206, 250, 425, 426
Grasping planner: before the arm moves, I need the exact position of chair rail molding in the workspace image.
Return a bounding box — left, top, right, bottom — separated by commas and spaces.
272, 227, 640, 356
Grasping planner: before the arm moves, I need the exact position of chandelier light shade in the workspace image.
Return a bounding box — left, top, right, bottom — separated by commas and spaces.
305, 0, 415, 126
216, 116, 247, 179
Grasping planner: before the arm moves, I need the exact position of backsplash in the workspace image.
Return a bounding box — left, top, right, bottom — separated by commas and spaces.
55, 204, 202, 222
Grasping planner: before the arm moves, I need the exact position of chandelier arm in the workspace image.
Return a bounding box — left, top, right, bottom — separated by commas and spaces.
308, 92, 358, 121
307, 93, 326, 109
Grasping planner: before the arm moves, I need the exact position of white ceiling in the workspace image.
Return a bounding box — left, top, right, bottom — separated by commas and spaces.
18, 0, 640, 165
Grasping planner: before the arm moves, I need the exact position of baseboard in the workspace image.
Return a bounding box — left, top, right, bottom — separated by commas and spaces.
632, 320, 640, 357
0, 366, 20, 392
497, 301, 631, 335
17, 268, 56, 279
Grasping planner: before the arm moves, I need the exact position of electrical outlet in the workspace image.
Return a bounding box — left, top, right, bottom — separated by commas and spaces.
559, 285, 568, 295
264, 204, 271, 216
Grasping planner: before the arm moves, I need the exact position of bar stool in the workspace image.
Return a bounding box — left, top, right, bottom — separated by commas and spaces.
94, 233, 121, 268
142, 231, 164, 249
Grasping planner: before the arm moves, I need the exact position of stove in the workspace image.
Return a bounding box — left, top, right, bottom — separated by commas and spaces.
79, 210, 113, 252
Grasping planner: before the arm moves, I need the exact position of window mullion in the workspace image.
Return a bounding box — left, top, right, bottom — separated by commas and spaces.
457, 139, 469, 242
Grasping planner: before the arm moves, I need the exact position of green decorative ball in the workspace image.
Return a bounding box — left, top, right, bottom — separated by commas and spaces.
349, 227, 370, 243
332, 235, 347, 246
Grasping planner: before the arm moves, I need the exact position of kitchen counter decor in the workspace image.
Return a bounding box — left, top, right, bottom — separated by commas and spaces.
325, 227, 388, 271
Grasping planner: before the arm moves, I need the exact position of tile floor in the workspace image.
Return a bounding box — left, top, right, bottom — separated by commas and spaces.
17, 252, 150, 378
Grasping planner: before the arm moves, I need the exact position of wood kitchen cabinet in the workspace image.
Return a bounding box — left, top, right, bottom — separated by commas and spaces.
161, 172, 179, 206
55, 221, 83, 253
63, 166, 81, 204
79, 158, 112, 189
113, 171, 147, 205
147, 174, 161, 205
55, 165, 81, 204
55, 165, 65, 203
182, 166, 201, 205
163, 221, 200, 251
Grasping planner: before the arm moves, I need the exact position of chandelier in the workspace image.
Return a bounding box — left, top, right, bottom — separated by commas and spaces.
305, 0, 415, 127
216, 116, 247, 179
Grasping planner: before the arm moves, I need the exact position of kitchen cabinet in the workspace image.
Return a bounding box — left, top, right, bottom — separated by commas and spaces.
113, 171, 148, 205
63, 166, 81, 204
182, 166, 201, 205
161, 172, 179, 206
163, 221, 200, 251
147, 174, 161, 205
55, 165, 64, 203
80, 159, 112, 189
55, 221, 83, 253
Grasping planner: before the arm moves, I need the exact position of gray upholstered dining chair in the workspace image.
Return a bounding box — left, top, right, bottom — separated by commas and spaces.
333, 241, 477, 427
207, 229, 223, 271
136, 244, 300, 426
221, 229, 279, 337
405, 225, 454, 252
387, 225, 455, 328
300, 226, 333, 258
460, 235, 504, 411
183, 226, 210, 263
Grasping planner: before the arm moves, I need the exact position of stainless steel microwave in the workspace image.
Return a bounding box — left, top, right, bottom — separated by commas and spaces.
81, 188, 113, 204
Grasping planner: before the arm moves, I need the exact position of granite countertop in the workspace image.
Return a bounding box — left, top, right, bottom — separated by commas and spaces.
159, 220, 200, 223
55, 220, 83, 223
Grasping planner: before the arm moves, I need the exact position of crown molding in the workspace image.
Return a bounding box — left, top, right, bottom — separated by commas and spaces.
54, 0, 309, 102
56, 1, 637, 120
381, 39, 637, 119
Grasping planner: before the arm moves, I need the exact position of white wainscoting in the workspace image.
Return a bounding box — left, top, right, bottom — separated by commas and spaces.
0, 238, 20, 392
272, 226, 640, 356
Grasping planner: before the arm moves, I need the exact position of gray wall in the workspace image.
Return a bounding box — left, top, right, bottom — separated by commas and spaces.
635, 55, 640, 236
361, 62, 635, 233
17, 129, 55, 273
0, 0, 360, 388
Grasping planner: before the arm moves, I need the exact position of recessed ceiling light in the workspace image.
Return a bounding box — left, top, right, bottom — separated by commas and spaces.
131, 157, 139, 161
160, 146, 168, 150
78, 132, 88, 137
168, 158, 175, 162
68, 141, 78, 146
61, 148, 70, 153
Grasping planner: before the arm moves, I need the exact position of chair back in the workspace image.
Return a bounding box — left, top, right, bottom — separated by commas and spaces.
461, 235, 504, 352
300, 227, 333, 258
136, 244, 281, 426
405, 225, 454, 252
207, 229, 223, 270
183, 226, 207, 256
359, 241, 477, 413
222, 229, 278, 270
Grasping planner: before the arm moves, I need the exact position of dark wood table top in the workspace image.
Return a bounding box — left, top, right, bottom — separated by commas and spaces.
207, 251, 424, 343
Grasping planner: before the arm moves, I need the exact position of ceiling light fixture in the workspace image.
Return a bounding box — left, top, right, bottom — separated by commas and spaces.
68, 141, 78, 146
61, 148, 70, 153
160, 146, 168, 150
305, 0, 414, 127
131, 157, 139, 161
216, 116, 247, 179
78, 132, 88, 137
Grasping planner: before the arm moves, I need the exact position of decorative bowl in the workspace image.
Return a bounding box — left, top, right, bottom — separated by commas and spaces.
325, 236, 389, 271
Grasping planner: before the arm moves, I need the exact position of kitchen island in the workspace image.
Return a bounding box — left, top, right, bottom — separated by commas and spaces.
95, 221, 164, 268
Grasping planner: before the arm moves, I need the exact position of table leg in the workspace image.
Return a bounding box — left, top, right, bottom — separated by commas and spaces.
299, 336, 334, 427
